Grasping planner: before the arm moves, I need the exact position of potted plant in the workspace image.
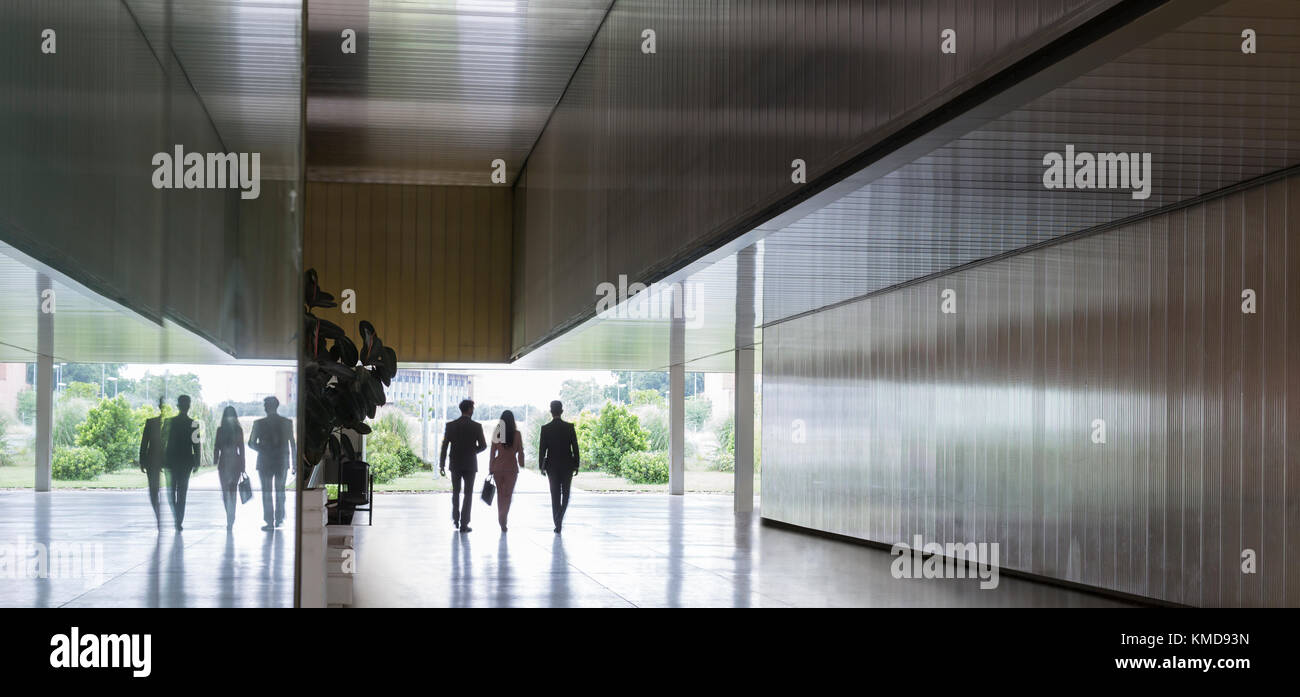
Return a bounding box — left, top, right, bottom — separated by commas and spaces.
301, 269, 397, 523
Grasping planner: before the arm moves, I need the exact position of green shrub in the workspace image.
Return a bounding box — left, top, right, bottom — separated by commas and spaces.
76, 396, 141, 472
366, 430, 420, 484
638, 406, 669, 452
372, 411, 412, 447
685, 396, 712, 431
717, 415, 735, 455
0, 414, 12, 467
574, 412, 598, 470
620, 451, 669, 484
588, 403, 648, 476
523, 417, 543, 467
367, 449, 402, 484
189, 400, 219, 467
712, 450, 735, 473
53, 399, 92, 448
17, 388, 37, 425
52, 446, 106, 481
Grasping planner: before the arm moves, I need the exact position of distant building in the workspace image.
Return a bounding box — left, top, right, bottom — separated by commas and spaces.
0, 363, 28, 419
275, 369, 297, 410
388, 370, 473, 420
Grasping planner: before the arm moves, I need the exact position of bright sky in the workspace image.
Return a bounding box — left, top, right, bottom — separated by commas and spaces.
119, 364, 615, 406
121, 364, 286, 403
467, 369, 614, 405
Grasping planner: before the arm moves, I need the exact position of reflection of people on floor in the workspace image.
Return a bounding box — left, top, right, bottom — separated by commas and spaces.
538, 400, 579, 534
138, 397, 165, 531
162, 395, 201, 532
248, 396, 295, 532
440, 399, 486, 533
488, 410, 525, 532
214, 406, 246, 530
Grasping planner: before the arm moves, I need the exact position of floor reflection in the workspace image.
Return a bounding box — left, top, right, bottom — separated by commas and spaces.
351, 493, 1139, 608
0, 490, 295, 608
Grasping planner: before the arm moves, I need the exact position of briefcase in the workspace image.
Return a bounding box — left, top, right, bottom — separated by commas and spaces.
481, 476, 496, 505
238, 473, 254, 504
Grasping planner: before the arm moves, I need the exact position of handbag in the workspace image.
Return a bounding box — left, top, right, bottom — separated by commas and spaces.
481, 475, 496, 505
238, 473, 253, 504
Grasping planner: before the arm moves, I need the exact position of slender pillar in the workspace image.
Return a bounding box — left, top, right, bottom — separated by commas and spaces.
733, 246, 756, 512
420, 369, 429, 461
669, 289, 686, 495
35, 273, 54, 492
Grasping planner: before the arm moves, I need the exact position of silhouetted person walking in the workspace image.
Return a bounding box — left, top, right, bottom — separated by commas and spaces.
249, 396, 295, 532
163, 395, 201, 532
440, 399, 486, 532
539, 400, 579, 533
138, 397, 165, 530
214, 406, 246, 530
488, 410, 524, 532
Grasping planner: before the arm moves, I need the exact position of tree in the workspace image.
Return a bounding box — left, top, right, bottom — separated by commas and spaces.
57, 363, 125, 386
76, 396, 141, 472
65, 381, 100, 400
632, 389, 664, 407
610, 371, 668, 398
609, 370, 705, 400
130, 372, 203, 403
559, 378, 607, 415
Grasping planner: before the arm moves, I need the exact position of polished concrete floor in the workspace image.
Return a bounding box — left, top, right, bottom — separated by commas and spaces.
352, 489, 1138, 608
0, 491, 295, 607
1, 489, 1138, 608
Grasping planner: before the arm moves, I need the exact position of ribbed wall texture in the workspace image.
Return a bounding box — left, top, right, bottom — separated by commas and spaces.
513, 0, 1120, 357
304, 182, 513, 363
762, 172, 1300, 607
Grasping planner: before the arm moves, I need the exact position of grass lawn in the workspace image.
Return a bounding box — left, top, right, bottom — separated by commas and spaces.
375, 468, 451, 492
0, 465, 297, 490
572, 468, 760, 494
0, 464, 160, 489
1, 464, 757, 495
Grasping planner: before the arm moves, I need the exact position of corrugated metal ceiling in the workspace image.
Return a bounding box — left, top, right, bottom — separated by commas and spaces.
306, 0, 612, 185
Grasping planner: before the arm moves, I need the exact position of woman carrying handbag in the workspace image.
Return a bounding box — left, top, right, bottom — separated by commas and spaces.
214, 406, 247, 531
488, 410, 525, 532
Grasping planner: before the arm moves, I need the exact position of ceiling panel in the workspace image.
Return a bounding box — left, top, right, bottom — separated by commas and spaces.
124, 0, 304, 179
757, 0, 1300, 323
514, 0, 1300, 371
0, 242, 246, 365
306, 0, 611, 185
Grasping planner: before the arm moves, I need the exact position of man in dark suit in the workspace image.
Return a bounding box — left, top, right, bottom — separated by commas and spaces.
538, 400, 580, 533
440, 399, 486, 532
162, 395, 201, 532
248, 396, 296, 532
138, 397, 165, 530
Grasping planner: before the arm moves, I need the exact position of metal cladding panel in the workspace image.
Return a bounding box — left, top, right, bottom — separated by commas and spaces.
513, 0, 1117, 358
759, 0, 1300, 324
762, 172, 1300, 607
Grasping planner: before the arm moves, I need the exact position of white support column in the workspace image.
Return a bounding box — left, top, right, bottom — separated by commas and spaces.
35, 273, 53, 492
733, 245, 756, 512
420, 369, 429, 461
669, 290, 686, 496
734, 349, 754, 512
